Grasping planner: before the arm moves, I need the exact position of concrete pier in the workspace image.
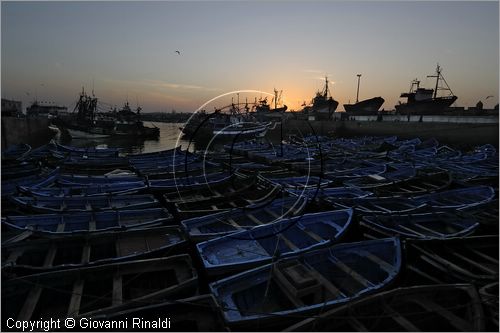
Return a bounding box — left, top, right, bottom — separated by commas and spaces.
267, 116, 498, 148
1, 117, 53, 149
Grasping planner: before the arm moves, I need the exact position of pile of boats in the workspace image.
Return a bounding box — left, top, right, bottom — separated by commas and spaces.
1, 136, 498, 331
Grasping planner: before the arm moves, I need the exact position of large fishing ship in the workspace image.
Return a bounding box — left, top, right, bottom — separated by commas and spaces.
343, 74, 384, 114
55, 88, 159, 139
301, 76, 339, 120
395, 64, 458, 115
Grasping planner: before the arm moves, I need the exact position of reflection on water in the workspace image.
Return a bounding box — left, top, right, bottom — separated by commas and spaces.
57, 122, 219, 154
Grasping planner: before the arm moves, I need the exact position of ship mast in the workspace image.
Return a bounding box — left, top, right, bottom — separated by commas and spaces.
427, 63, 455, 99
324, 76, 330, 99
356, 74, 362, 103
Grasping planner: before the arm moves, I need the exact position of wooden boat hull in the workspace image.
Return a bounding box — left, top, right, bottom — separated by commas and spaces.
2, 255, 198, 320
197, 209, 353, 277
210, 238, 402, 329
2, 226, 187, 276
361, 211, 479, 240
285, 284, 485, 331
2, 208, 174, 235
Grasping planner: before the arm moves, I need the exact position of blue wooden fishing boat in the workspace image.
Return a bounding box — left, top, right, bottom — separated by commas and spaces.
405, 235, 498, 285
56, 173, 143, 186
1, 168, 60, 198
210, 238, 402, 329
332, 196, 427, 214
2, 255, 198, 320
21, 181, 148, 197
287, 186, 373, 201
324, 163, 387, 180
361, 211, 479, 240
342, 165, 415, 188
197, 209, 353, 276
2, 226, 186, 275
285, 284, 485, 332
90, 294, 227, 331
164, 173, 256, 204
413, 185, 495, 209
181, 196, 308, 242
10, 194, 159, 213
51, 142, 122, 157
2, 161, 41, 180
374, 167, 451, 196
174, 181, 281, 219
2, 208, 173, 235
1, 143, 31, 161
148, 172, 233, 192
260, 174, 331, 189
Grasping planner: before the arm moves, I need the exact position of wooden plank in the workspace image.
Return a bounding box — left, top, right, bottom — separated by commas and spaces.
302, 228, 323, 243
112, 274, 123, 306
226, 217, 241, 228
81, 244, 91, 264
56, 222, 66, 233
347, 317, 370, 331
411, 296, 471, 331
448, 250, 498, 275
6, 249, 24, 264
43, 245, 57, 267
272, 267, 306, 307
278, 235, 300, 252
67, 279, 84, 317
383, 303, 421, 331
304, 264, 345, 299
358, 250, 395, 274
17, 286, 43, 321
330, 259, 373, 288
464, 246, 499, 264
411, 223, 443, 236
246, 213, 263, 225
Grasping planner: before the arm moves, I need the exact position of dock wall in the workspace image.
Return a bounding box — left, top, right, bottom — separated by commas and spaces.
1, 117, 53, 150
268, 117, 498, 148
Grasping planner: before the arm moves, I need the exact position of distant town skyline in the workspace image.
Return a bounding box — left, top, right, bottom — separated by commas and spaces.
2, 1, 499, 113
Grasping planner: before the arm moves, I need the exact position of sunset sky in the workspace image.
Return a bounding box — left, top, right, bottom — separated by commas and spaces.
2, 1, 499, 113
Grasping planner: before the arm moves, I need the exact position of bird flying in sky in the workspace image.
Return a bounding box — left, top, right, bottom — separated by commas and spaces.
175, 50, 180, 55
486, 95, 493, 99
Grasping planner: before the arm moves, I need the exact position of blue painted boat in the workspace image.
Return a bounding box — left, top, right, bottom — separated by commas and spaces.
181, 196, 308, 242
342, 165, 415, 189
90, 294, 226, 331
10, 194, 159, 213
2, 208, 173, 234
3, 255, 198, 319
260, 174, 331, 189
285, 284, 485, 332
413, 186, 495, 209
1, 168, 59, 198
331, 196, 427, 214
2, 162, 41, 180
287, 186, 373, 201
2, 226, 186, 274
325, 163, 387, 180
52, 142, 121, 157
406, 235, 498, 285
374, 167, 451, 196
148, 172, 233, 192
57, 173, 143, 186
1, 143, 31, 161
197, 209, 353, 276
210, 238, 402, 329
174, 182, 282, 219
361, 211, 479, 240
20, 181, 148, 197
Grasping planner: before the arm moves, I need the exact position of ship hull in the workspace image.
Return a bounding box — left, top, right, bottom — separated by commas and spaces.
395, 96, 458, 115
344, 97, 385, 113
